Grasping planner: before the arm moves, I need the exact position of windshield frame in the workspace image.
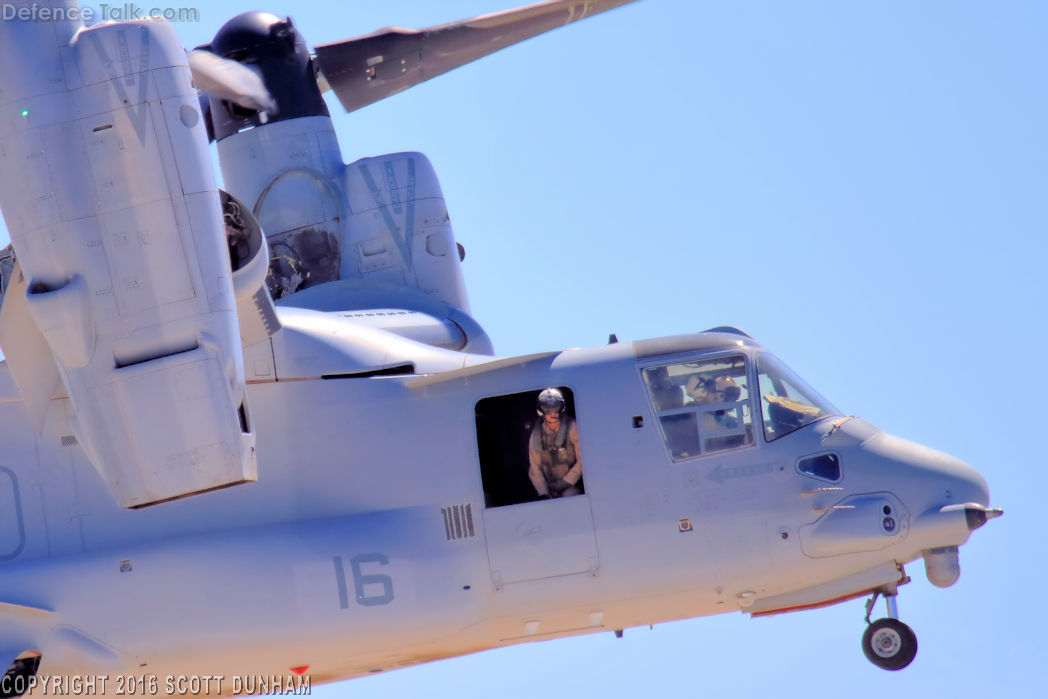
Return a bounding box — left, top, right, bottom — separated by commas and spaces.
756, 352, 841, 442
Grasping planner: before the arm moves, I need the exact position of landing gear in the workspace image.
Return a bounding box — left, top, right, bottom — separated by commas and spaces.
862, 618, 917, 670
1, 656, 41, 698
861, 591, 917, 670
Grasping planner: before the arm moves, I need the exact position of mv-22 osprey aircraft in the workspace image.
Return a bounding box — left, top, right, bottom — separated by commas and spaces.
0, 0, 1001, 691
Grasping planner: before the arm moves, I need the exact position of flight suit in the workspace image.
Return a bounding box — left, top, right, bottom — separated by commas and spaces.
528, 415, 583, 498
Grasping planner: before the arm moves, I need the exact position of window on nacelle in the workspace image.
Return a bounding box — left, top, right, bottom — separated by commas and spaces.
475, 387, 584, 508
757, 353, 840, 441
641, 354, 753, 461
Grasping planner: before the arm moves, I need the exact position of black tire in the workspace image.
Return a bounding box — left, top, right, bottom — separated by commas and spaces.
862, 618, 918, 670
1, 656, 41, 698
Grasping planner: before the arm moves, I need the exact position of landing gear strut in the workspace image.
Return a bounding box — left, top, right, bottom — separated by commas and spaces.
862, 591, 917, 670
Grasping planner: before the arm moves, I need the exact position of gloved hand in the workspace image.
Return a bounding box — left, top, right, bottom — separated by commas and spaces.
548, 478, 571, 494
538, 493, 552, 500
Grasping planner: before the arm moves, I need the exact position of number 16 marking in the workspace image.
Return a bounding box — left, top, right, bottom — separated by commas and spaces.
333, 553, 394, 608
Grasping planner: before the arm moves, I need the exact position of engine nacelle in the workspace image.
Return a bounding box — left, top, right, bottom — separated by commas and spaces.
221, 190, 281, 347
216, 117, 476, 320
216, 116, 347, 300
203, 10, 479, 341
0, 14, 256, 507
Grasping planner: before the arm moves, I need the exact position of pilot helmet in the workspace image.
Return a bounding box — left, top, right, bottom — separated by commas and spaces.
714, 375, 741, 402
685, 375, 709, 401
537, 388, 566, 416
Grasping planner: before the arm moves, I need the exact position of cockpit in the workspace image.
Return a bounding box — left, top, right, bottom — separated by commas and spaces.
640, 340, 840, 461
756, 352, 840, 441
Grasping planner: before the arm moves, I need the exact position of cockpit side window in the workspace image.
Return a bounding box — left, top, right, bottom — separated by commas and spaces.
641, 354, 753, 461
757, 353, 839, 441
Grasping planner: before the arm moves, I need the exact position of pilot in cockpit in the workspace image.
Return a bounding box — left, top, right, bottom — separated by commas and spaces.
707, 375, 748, 449
685, 375, 714, 404
713, 375, 741, 403
649, 367, 684, 410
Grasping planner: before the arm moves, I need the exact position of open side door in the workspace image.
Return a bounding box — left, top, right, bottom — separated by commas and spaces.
474, 386, 599, 587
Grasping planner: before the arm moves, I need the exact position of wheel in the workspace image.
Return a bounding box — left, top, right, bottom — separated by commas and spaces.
862, 618, 918, 670
1, 656, 41, 698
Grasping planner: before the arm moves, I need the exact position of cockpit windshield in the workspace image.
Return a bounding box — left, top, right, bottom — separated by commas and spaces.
757, 353, 840, 441
642, 354, 754, 460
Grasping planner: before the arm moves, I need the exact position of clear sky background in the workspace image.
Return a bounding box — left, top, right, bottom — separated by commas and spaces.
2, 0, 1044, 695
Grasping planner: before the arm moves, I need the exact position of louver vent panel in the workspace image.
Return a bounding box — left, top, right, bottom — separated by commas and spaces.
441, 503, 475, 540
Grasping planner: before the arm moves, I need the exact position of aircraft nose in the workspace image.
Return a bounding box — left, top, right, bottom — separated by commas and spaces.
864, 430, 991, 508
861, 429, 1001, 584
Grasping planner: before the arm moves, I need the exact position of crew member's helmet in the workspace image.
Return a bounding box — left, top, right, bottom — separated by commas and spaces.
536, 388, 566, 416
714, 375, 742, 402
685, 375, 710, 401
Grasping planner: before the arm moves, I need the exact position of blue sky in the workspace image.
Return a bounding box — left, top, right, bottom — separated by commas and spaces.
2, 0, 1044, 695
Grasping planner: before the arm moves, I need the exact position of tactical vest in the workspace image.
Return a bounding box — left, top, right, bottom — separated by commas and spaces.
531, 417, 577, 480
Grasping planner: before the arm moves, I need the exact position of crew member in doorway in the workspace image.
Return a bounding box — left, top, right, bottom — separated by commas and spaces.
528, 388, 583, 499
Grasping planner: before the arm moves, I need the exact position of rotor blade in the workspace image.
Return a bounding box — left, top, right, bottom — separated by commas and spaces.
188, 50, 278, 113
314, 0, 639, 114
